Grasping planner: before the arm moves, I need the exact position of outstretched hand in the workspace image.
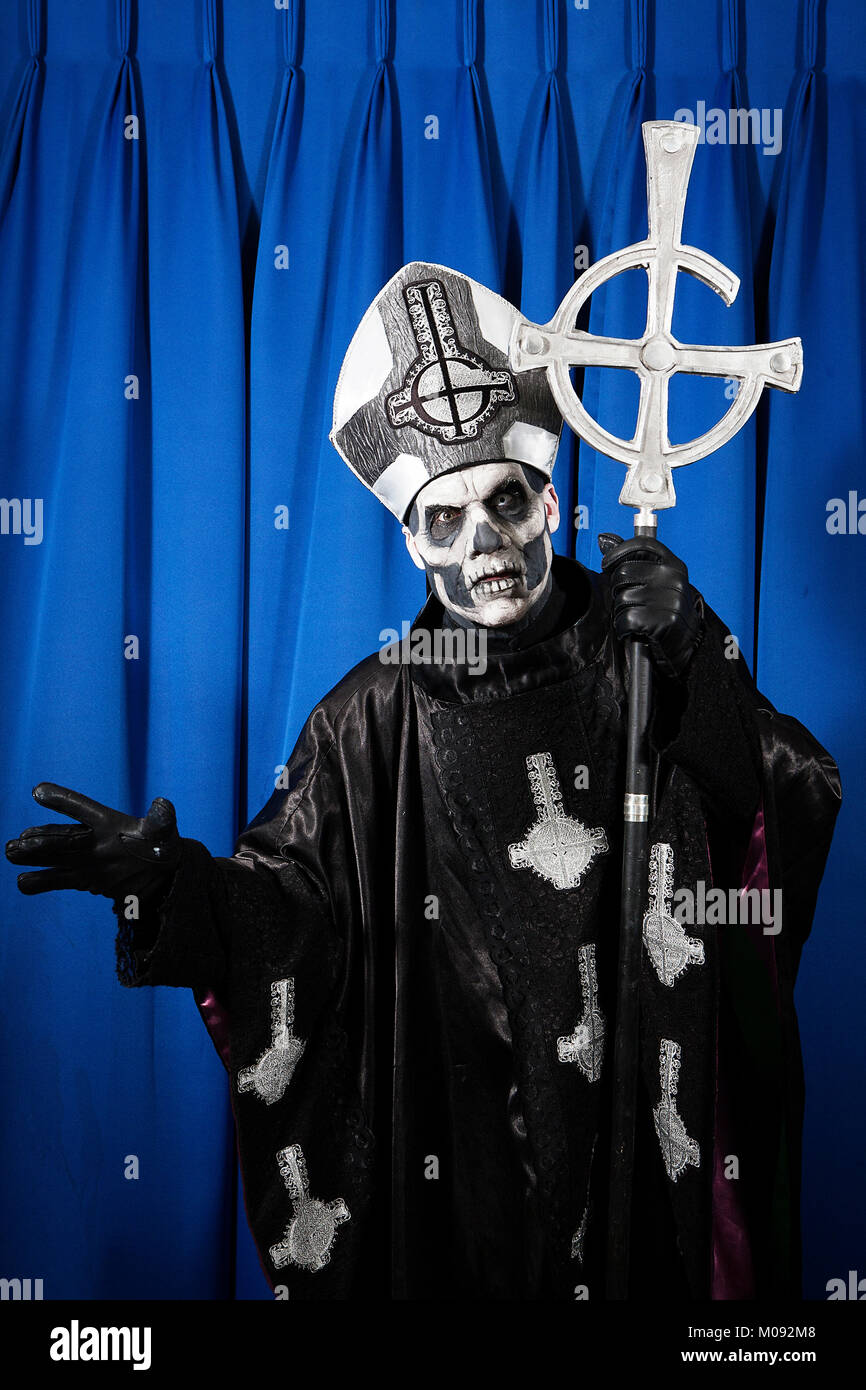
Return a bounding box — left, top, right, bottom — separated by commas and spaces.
6, 784, 181, 900
598, 533, 704, 678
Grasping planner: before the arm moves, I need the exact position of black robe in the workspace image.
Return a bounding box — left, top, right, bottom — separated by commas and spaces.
116, 556, 840, 1301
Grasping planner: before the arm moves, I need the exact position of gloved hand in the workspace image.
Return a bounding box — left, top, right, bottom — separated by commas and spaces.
6, 784, 181, 900
598, 533, 703, 678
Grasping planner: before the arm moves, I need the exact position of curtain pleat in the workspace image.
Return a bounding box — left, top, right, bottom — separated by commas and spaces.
757, 0, 862, 1295
655, 0, 757, 654
513, 0, 580, 556
247, 1, 309, 810
143, 0, 245, 839
136, 0, 248, 1293
575, 0, 652, 567
0, 0, 234, 1299
0, 0, 43, 221
277, 0, 406, 752
404, 0, 499, 284
239, 0, 312, 1299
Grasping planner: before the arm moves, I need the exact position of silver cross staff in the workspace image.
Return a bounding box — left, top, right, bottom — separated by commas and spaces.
509, 119, 802, 517
506, 119, 804, 1301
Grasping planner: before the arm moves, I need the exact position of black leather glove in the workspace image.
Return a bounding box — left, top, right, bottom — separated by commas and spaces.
6, 783, 181, 900
598, 533, 703, 678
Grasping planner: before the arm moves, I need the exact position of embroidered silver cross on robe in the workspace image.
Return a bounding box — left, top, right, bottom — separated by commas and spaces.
642, 843, 705, 987
571, 1204, 590, 1264
557, 942, 606, 1082
508, 751, 608, 891
237, 977, 306, 1105
269, 1144, 350, 1273
652, 1038, 700, 1182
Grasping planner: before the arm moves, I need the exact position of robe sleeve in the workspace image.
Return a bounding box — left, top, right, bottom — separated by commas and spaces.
109, 661, 394, 1297
648, 596, 841, 944
113, 675, 354, 1007
649, 599, 763, 827
114, 839, 335, 992
645, 594, 841, 1298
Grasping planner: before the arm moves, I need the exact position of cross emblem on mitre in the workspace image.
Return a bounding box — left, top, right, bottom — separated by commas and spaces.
508, 120, 803, 512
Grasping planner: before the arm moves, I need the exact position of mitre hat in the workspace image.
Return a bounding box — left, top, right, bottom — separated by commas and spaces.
330, 261, 563, 521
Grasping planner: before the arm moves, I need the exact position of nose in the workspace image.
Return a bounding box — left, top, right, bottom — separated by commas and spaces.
469, 519, 505, 556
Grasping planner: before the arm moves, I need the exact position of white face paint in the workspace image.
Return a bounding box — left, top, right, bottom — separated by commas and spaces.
402, 461, 560, 628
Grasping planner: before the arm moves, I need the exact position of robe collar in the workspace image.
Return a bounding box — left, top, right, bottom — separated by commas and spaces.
408, 555, 611, 703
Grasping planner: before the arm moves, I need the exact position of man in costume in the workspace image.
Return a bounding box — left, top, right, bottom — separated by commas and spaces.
6, 263, 840, 1301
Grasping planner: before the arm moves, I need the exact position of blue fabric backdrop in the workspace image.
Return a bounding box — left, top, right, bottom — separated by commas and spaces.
0, 0, 861, 1300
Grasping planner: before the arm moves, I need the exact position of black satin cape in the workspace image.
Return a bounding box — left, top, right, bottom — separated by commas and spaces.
116, 556, 840, 1301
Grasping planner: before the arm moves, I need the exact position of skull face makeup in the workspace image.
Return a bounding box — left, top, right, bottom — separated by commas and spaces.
403, 462, 560, 629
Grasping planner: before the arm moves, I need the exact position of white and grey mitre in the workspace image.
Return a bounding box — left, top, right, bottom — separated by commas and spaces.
330, 262, 563, 521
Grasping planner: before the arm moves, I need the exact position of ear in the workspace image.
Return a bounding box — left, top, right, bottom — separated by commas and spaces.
402, 525, 427, 571
543, 482, 561, 536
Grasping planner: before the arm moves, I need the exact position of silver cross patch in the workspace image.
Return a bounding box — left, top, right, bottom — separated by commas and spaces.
237, 978, 305, 1105
571, 1204, 590, 1265
508, 752, 608, 892
652, 1038, 700, 1182
269, 1144, 350, 1273
557, 943, 605, 1083
642, 844, 705, 987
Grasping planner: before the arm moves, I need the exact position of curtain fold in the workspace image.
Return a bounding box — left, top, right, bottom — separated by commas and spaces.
403, 0, 500, 293
138, 0, 248, 1293
0, 0, 43, 221
0, 0, 236, 1299
247, 0, 308, 812
758, 0, 863, 1298
240, 0, 310, 1298
512, 0, 580, 556
657, 0, 758, 653
278, 0, 406, 753
575, 0, 652, 568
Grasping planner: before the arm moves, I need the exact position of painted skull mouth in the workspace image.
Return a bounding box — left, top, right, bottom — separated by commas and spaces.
470, 565, 523, 596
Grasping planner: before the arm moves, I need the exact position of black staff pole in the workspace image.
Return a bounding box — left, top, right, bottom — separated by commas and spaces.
605, 509, 657, 1300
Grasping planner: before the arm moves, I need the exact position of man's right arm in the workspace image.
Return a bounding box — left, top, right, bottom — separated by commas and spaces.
6, 781, 338, 1009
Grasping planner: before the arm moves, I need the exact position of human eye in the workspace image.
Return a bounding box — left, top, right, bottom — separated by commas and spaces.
428, 505, 462, 541
492, 481, 527, 513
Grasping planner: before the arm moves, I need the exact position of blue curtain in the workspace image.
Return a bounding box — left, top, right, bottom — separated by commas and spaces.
0, 0, 862, 1300
513, 0, 580, 554
757, 0, 865, 1300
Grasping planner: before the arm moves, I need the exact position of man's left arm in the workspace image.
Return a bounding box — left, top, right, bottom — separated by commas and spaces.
602, 534, 762, 827
601, 534, 841, 900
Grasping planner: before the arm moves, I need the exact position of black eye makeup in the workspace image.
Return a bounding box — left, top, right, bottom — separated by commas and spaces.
420, 475, 533, 545
425, 504, 463, 543
486, 479, 528, 517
